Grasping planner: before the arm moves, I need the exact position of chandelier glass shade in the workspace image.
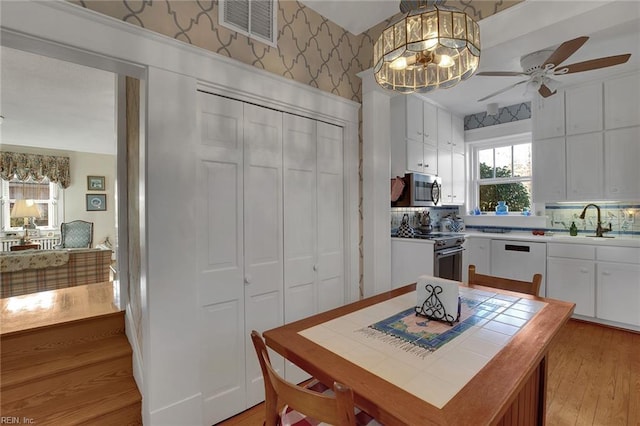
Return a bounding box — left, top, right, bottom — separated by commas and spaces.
373, 2, 481, 93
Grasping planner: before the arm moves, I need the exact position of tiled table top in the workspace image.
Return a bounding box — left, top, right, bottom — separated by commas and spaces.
299, 286, 547, 409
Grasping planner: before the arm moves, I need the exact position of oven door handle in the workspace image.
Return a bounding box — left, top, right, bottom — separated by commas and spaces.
435, 247, 465, 258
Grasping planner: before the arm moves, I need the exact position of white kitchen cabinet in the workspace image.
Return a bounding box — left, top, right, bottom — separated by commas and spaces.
463, 237, 491, 282
547, 257, 595, 317
532, 137, 566, 202
406, 95, 424, 143
546, 243, 640, 330
533, 91, 565, 140
438, 150, 464, 205
566, 132, 603, 200
391, 96, 438, 176
605, 73, 640, 129
406, 139, 437, 175
391, 239, 435, 288
597, 261, 640, 326
604, 126, 640, 200
423, 101, 438, 146
437, 108, 452, 149
451, 115, 465, 154
565, 82, 603, 135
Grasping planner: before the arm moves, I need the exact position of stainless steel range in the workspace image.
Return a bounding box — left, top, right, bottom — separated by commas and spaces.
414, 231, 465, 281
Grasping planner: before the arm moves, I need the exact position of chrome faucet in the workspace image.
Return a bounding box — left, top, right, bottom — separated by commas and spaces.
579, 203, 612, 237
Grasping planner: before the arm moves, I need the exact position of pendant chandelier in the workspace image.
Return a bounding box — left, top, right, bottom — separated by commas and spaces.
373, 0, 481, 93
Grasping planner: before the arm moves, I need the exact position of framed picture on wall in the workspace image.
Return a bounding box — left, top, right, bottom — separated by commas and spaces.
86, 194, 107, 211
87, 175, 105, 191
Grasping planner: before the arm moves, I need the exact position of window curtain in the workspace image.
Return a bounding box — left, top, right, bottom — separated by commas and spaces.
0, 151, 70, 188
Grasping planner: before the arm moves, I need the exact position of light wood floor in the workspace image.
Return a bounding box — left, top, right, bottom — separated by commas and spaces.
217, 320, 640, 426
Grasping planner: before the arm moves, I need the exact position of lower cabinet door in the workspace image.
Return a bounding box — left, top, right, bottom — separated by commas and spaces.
547, 258, 595, 317
596, 262, 640, 326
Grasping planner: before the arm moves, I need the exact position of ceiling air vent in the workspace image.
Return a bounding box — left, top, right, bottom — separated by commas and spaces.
220, 0, 277, 47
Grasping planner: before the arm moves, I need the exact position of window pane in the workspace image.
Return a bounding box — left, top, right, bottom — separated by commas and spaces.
479, 182, 531, 212
478, 149, 493, 179
513, 143, 532, 177
494, 146, 512, 178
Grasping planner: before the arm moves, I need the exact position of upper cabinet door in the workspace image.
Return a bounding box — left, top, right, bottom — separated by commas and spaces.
406, 95, 423, 142
437, 108, 452, 149
565, 82, 603, 135
605, 73, 640, 129
533, 137, 566, 202
451, 115, 464, 154
604, 126, 640, 200
566, 133, 603, 200
533, 92, 565, 140
423, 101, 438, 146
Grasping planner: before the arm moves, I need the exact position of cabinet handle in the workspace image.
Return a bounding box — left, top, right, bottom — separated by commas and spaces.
313, 264, 318, 271
418, 163, 423, 166
417, 131, 423, 135
580, 268, 589, 273
425, 133, 430, 137
601, 271, 611, 276
425, 164, 429, 168
244, 275, 252, 285
610, 187, 619, 193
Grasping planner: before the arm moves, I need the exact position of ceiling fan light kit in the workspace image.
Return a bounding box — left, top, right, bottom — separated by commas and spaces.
476, 35, 631, 102
373, 0, 480, 94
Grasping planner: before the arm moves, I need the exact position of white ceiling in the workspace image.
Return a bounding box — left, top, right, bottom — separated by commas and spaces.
1, 47, 116, 155
1, 0, 639, 156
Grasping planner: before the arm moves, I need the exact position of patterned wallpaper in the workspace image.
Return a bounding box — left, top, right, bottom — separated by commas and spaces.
464, 102, 531, 130
73, 0, 522, 104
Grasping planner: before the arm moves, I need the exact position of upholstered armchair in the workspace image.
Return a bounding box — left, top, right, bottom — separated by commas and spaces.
57, 220, 94, 248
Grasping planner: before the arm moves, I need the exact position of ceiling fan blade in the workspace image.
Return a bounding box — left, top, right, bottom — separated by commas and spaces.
556, 54, 631, 74
476, 71, 529, 77
478, 80, 528, 102
543, 36, 589, 68
538, 84, 555, 98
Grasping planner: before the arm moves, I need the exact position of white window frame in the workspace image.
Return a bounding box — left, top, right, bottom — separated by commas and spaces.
1, 179, 62, 231
219, 0, 278, 48
469, 133, 533, 213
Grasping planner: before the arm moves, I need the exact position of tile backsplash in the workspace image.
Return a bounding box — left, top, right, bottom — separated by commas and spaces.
545, 202, 640, 236
391, 207, 461, 230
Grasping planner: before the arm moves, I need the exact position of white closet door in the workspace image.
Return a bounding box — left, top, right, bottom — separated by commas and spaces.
243, 103, 284, 406
197, 92, 246, 423
317, 122, 344, 312
283, 114, 318, 323
283, 114, 317, 384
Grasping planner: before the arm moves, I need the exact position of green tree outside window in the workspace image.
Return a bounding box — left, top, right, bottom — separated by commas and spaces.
479, 163, 531, 212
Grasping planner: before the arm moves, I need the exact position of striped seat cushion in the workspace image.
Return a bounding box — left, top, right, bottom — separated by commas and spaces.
280, 381, 382, 426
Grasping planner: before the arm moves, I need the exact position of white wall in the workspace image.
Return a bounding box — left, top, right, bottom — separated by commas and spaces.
66, 151, 116, 246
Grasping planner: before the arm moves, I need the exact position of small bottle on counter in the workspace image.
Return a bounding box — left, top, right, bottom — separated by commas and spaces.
569, 221, 578, 236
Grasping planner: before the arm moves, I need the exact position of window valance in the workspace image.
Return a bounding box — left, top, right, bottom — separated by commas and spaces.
0, 151, 71, 188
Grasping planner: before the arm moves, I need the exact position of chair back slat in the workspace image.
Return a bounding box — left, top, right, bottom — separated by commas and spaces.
251, 330, 356, 426
468, 265, 542, 296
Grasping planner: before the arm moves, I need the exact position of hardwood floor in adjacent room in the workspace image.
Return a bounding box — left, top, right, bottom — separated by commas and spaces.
217, 320, 640, 426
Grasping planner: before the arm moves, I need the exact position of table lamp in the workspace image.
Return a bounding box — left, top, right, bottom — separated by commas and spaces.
11, 199, 41, 243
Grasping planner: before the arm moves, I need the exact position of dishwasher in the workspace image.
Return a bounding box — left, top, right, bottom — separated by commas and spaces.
490, 240, 547, 297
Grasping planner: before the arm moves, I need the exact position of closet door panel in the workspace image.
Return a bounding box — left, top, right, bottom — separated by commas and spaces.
197, 92, 246, 421
283, 114, 317, 323
243, 103, 284, 406
317, 122, 344, 312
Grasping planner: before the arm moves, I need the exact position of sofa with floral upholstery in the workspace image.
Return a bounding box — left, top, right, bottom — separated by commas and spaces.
0, 248, 112, 298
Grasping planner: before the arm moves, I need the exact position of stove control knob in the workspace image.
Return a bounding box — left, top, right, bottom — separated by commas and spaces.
437, 240, 445, 246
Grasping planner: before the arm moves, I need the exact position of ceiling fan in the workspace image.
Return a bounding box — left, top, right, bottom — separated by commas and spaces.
476, 36, 631, 102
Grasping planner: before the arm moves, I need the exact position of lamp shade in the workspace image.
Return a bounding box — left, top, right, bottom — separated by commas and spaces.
373, 1, 480, 93
11, 199, 41, 219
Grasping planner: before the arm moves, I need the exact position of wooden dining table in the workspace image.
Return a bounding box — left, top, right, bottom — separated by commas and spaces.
263, 282, 575, 425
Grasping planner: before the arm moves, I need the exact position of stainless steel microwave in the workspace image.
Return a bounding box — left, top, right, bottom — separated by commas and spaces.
392, 173, 441, 207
